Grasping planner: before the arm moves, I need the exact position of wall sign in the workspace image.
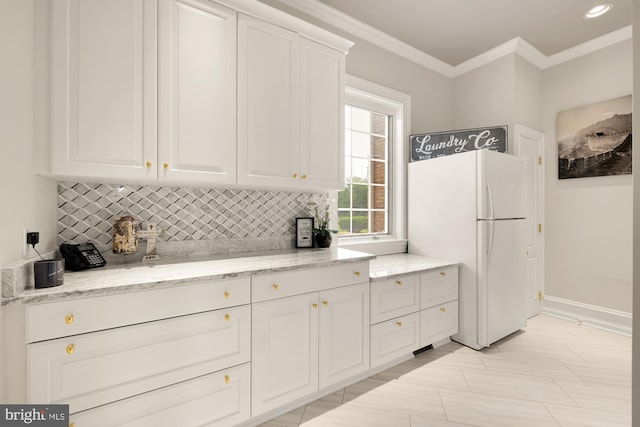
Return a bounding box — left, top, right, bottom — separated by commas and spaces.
410, 125, 508, 162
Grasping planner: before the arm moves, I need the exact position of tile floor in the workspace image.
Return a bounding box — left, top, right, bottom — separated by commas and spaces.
260, 315, 631, 427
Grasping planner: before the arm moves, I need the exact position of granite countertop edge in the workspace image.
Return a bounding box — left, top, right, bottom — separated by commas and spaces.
3, 248, 376, 306
369, 253, 461, 282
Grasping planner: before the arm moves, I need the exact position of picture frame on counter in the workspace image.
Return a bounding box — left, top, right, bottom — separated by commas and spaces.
295, 217, 314, 248
410, 125, 508, 162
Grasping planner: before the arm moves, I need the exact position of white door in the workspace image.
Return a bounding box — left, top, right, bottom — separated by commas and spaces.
513, 125, 545, 318
237, 14, 299, 187
318, 283, 369, 388
477, 219, 527, 347
158, 0, 237, 184
251, 293, 318, 416
298, 37, 345, 190
50, 0, 157, 180
477, 150, 526, 220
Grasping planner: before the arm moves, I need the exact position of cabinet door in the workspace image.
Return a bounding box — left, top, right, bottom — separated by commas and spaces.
420, 300, 458, 347
237, 14, 299, 188
158, 0, 237, 184
420, 267, 458, 309
50, 0, 157, 180
318, 283, 369, 388
252, 293, 318, 416
370, 274, 420, 324
370, 312, 420, 368
299, 37, 345, 190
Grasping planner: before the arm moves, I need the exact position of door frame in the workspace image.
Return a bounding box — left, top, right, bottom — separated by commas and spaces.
512, 124, 545, 318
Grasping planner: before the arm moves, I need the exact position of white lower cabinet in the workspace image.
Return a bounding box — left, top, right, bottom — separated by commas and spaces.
420, 300, 458, 347
251, 293, 319, 415
420, 268, 459, 346
251, 265, 369, 417
21, 277, 252, 426
318, 284, 369, 389
15, 259, 459, 426
69, 363, 250, 427
370, 312, 420, 367
29, 305, 250, 414
370, 274, 420, 324
369, 266, 459, 368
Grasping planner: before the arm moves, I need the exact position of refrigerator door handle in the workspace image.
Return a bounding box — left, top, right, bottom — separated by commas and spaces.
487, 220, 495, 259
486, 183, 495, 219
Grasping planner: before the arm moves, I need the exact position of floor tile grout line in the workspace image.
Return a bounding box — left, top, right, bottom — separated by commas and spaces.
540, 401, 566, 427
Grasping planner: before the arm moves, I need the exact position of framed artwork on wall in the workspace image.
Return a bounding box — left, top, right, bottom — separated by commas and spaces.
557, 95, 632, 179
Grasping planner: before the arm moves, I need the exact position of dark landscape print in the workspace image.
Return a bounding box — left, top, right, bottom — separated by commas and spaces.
557, 95, 632, 179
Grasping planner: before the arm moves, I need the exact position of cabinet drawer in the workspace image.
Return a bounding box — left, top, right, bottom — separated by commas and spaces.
69, 363, 250, 427
28, 305, 250, 414
420, 267, 458, 309
370, 274, 420, 324
420, 300, 458, 347
26, 277, 250, 343
370, 312, 420, 368
252, 261, 368, 302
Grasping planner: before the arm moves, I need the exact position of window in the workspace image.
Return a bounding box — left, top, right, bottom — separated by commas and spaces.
338, 105, 390, 235
335, 76, 410, 253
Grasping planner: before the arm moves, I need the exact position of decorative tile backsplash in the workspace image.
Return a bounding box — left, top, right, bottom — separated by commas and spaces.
57, 182, 324, 247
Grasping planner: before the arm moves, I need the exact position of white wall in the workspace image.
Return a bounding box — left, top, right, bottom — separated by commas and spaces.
343, 33, 453, 134
514, 55, 542, 130
0, 0, 57, 269
0, 0, 58, 403
452, 53, 542, 134
452, 54, 516, 129
541, 40, 633, 313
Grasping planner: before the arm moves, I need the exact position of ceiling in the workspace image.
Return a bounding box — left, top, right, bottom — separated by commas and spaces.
309, 0, 632, 67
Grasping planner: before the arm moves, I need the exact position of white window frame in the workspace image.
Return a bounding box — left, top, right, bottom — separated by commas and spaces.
334, 75, 410, 255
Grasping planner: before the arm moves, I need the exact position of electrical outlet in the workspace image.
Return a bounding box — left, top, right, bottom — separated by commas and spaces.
23, 227, 34, 257
22, 227, 40, 258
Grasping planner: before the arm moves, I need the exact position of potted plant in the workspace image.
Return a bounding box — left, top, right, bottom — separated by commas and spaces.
306, 197, 336, 248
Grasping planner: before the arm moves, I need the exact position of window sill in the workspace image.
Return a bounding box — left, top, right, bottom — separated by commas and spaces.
335, 237, 407, 256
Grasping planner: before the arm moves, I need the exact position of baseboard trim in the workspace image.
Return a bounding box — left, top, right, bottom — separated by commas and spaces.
542, 295, 631, 337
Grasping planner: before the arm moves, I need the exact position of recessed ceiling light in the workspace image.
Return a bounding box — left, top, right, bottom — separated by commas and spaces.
584, 3, 613, 19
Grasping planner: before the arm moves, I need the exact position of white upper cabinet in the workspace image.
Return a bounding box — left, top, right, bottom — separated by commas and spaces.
158, 0, 237, 184
237, 14, 299, 188
50, 0, 158, 181
43, 0, 352, 188
299, 37, 345, 190
237, 16, 348, 190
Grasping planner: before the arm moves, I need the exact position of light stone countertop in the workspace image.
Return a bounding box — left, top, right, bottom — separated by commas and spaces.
369, 253, 460, 281
3, 248, 375, 305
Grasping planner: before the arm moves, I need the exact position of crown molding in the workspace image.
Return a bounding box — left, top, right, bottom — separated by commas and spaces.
542, 25, 632, 68
270, 0, 454, 77
272, 0, 632, 78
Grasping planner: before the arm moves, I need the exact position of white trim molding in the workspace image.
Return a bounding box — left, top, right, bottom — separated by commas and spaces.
542, 295, 631, 337
336, 75, 411, 256
273, 0, 632, 78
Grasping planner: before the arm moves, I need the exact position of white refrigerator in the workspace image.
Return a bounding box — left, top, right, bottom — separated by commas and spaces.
408, 149, 527, 350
